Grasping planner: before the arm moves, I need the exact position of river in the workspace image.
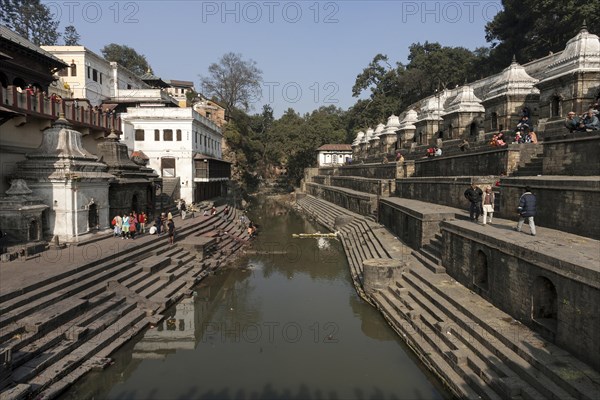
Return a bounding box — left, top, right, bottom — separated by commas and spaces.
59, 196, 450, 400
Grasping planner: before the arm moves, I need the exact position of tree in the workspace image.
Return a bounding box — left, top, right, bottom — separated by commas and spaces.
0, 0, 59, 45
200, 52, 263, 114
100, 44, 151, 76
485, 0, 600, 67
63, 25, 80, 46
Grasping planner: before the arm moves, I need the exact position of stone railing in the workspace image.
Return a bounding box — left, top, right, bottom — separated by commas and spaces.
0, 85, 121, 133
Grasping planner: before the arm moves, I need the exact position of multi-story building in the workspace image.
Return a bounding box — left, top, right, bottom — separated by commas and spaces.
39, 46, 150, 106
121, 105, 229, 204
165, 79, 195, 108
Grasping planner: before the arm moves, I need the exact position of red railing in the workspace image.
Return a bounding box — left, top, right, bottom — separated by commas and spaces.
0, 85, 121, 133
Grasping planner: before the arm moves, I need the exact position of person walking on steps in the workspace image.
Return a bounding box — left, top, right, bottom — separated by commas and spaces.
515, 186, 537, 236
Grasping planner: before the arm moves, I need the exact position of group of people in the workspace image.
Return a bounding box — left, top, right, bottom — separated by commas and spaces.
149, 211, 176, 244
464, 183, 537, 235
111, 211, 148, 240
426, 146, 442, 157
565, 107, 600, 132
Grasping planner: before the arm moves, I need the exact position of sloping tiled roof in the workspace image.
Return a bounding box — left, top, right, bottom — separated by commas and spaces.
166, 79, 194, 87
0, 25, 67, 67
316, 144, 352, 151
131, 150, 149, 160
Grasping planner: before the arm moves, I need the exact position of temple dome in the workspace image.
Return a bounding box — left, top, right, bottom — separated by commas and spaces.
485, 58, 539, 101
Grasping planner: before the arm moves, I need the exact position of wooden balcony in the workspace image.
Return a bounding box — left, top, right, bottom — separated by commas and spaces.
0, 86, 121, 134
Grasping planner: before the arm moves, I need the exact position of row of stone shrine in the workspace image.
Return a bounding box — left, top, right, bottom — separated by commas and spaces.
351, 26, 600, 159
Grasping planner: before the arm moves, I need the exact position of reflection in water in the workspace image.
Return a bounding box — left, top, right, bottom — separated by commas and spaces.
60, 197, 449, 400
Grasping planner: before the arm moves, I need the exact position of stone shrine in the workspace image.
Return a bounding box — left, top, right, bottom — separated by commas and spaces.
13, 116, 114, 243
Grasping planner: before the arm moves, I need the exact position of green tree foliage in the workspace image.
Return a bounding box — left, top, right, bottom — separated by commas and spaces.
100, 44, 151, 76
0, 0, 59, 45
485, 0, 600, 66
63, 25, 80, 46
200, 52, 263, 114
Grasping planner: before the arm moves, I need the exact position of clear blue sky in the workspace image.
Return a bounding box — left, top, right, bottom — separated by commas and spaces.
44, 0, 502, 117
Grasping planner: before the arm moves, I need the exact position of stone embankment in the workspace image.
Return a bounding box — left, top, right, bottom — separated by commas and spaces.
0, 206, 250, 400
296, 194, 600, 400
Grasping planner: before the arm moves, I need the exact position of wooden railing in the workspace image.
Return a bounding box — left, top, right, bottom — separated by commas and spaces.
0, 85, 121, 133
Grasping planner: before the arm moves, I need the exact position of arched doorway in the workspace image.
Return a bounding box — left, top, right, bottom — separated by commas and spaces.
0, 72, 8, 88
12, 77, 26, 89
131, 194, 139, 213
532, 276, 558, 331
28, 219, 39, 241
473, 250, 489, 291
88, 203, 98, 230
551, 96, 561, 118
469, 122, 477, 136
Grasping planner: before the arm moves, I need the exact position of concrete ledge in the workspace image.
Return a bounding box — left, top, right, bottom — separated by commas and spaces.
178, 236, 217, 260
395, 176, 498, 210
379, 197, 457, 250
305, 182, 377, 216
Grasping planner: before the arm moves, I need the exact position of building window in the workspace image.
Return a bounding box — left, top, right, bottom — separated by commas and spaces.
176, 129, 182, 141
92, 69, 98, 82
135, 129, 145, 141
87, 66, 91, 79
551, 96, 561, 118
99, 73, 102, 84
154, 129, 160, 141
491, 112, 498, 131
532, 276, 558, 332
70, 64, 77, 77
474, 250, 489, 291
127, 84, 132, 89
164, 129, 173, 141
58, 68, 68, 77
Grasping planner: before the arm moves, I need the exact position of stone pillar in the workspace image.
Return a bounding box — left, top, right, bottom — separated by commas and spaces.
334, 215, 353, 230
362, 258, 406, 296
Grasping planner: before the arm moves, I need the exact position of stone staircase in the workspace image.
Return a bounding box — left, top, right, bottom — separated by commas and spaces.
296, 195, 403, 303
512, 156, 544, 176
411, 233, 445, 274
372, 259, 600, 400
0, 207, 250, 400
297, 195, 600, 400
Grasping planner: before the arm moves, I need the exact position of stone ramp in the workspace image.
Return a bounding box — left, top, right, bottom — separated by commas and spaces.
0, 207, 250, 400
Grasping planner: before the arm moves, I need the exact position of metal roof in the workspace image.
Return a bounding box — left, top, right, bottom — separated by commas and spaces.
0, 25, 67, 67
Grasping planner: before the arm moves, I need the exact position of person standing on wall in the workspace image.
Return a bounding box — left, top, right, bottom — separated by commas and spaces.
464, 183, 483, 222
515, 186, 537, 236
482, 187, 495, 225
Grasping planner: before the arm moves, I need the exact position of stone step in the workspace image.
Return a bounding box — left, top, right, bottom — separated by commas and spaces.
372, 291, 483, 399
415, 247, 443, 267
27, 302, 146, 394
351, 220, 390, 259
37, 315, 151, 400
401, 270, 582, 400
411, 250, 446, 274
422, 243, 442, 260
10, 298, 137, 386
390, 281, 544, 399
8, 293, 120, 367
340, 225, 369, 264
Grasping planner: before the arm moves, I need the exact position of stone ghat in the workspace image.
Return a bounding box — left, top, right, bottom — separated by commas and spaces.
312, 175, 395, 197
305, 182, 378, 219
0, 206, 250, 400
296, 194, 600, 400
